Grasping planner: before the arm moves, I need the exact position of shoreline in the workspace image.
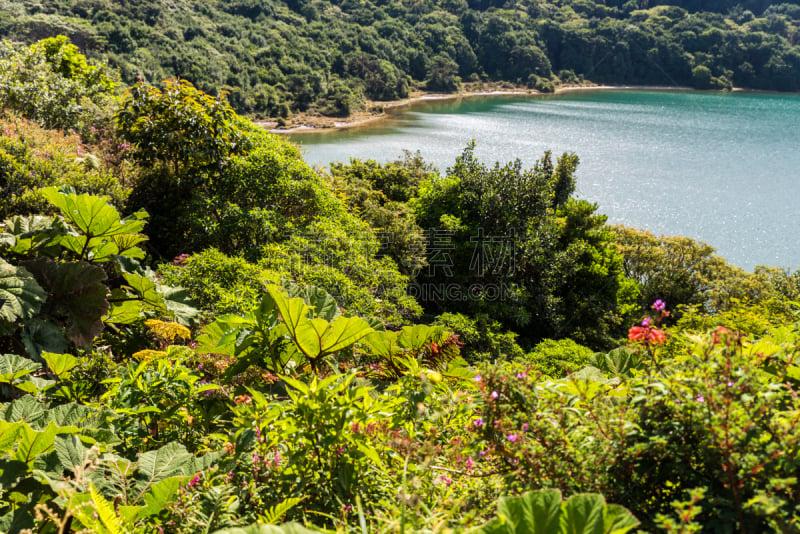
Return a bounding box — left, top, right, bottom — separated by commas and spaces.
260, 83, 710, 134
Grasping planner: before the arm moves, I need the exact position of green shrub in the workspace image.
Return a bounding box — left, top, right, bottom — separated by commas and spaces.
524, 338, 595, 378
0, 36, 118, 133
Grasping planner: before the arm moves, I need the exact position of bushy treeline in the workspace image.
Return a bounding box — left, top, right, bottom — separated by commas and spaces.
2, 38, 800, 532
1, 0, 800, 118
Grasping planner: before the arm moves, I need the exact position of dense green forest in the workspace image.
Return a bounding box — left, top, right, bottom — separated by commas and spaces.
1, 0, 800, 118
2, 37, 800, 532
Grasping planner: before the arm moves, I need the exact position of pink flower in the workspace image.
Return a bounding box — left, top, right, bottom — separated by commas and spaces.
188, 473, 201, 487
465, 457, 474, 469
696, 395, 705, 403
507, 433, 518, 442
474, 374, 482, 382
522, 423, 528, 431
474, 418, 483, 428
491, 391, 499, 399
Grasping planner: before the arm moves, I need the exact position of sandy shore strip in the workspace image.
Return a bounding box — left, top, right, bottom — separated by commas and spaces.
261, 84, 701, 134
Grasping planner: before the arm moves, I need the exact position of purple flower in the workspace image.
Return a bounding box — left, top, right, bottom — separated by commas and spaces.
507, 433, 518, 442
491, 391, 499, 399
641, 317, 651, 327
479, 449, 487, 456
696, 395, 705, 403
727, 381, 734, 387
653, 299, 666, 311
474, 374, 482, 382
474, 418, 484, 428
522, 423, 528, 432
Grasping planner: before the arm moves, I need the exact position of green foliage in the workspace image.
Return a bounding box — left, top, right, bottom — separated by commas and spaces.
473, 489, 639, 534
3, 1, 799, 119
0, 35, 118, 132
525, 338, 595, 379
116, 78, 248, 175
414, 144, 634, 349
611, 225, 792, 317
434, 312, 527, 363
1, 189, 197, 360
0, 115, 127, 218
39, 186, 147, 263
329, 153, 432, 275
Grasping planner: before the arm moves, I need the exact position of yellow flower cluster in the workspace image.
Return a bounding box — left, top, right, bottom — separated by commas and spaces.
144, 319, 191, 344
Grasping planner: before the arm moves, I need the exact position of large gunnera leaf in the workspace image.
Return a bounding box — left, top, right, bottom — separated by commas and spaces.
40, 187, 148, 262
472, 489, 639, 534
0, 258, 47, 323
22, 257, 108, 345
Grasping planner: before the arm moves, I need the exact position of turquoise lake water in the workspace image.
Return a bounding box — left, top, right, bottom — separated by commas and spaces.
288, 90, 800, 271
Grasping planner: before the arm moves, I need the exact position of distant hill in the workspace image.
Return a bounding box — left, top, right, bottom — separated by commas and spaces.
1, 0, 799, 117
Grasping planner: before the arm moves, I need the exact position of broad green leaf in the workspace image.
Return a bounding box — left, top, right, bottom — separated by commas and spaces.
157, 285, 201, 326
0, 458, 28, 491
21, 318, 69, 361
478, 489, 562, 534
103, 297, 143, 325
22, 258, 109, 345
15, 376, 56, 394
42, 351, 78, 379
0, 259, 46, 323
318, 316, 373, 355
361, 330, 400, 358
15, 421, 61, 464
133, 442, 195, 503
196, 314, 253, 356
0, 421, 24, 454
0, 215, 64, 256
397, 324, 443, 353
40, 188, 148, 264
46, 402, 97, 428
3, 395, 48, 426
122, 272, 164, 310
54, 434, 90, 472
266, 286, 312, 334
561, 495, 638, 534
123, 475, 182, 520
0, 353, 41, 383
603, 505, 640, 534
111, 233, 148, 259
471, 490, 639, 534
287, 284, 339, 321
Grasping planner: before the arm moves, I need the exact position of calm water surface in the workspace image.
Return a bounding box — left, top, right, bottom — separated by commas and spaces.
289, 90, 800, 270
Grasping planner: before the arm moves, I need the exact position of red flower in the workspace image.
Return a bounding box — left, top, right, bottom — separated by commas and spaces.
628, 326, 666, 345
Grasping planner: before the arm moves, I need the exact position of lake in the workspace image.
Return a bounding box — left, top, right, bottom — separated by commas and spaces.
288, 90, 800, 271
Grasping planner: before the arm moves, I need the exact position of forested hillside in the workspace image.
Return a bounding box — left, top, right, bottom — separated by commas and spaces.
1, 0, 799, 118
